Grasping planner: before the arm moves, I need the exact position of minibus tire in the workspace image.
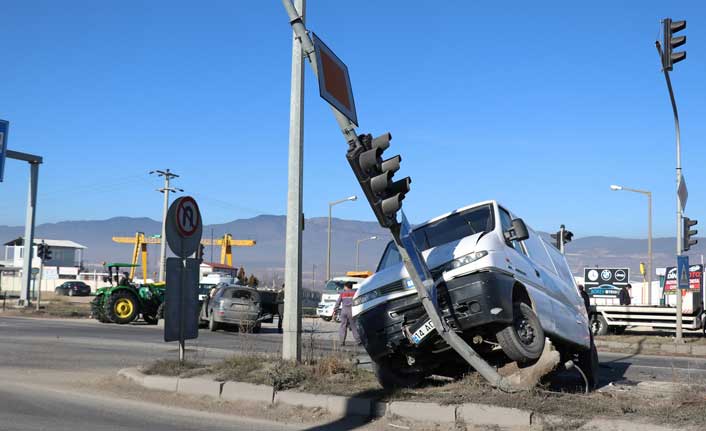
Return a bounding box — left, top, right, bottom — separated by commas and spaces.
496, 302, 544, 363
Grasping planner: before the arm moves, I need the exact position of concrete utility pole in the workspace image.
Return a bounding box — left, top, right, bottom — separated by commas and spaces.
150, 169, 182, 282
355, 236, 377, 271
6, 150, 43, 307
610, 185, 653, 305
283, 0, 306, 362
326, 195, 357, 281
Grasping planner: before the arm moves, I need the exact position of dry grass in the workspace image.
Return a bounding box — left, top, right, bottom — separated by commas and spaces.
144, 354, 380, 396
142, 359, 205, 377
0, 296, 92, 318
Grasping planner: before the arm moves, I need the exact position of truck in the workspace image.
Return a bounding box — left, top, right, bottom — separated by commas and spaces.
588, 265, 706, 335
316, 272, 370, 321
352, 201, 597, 389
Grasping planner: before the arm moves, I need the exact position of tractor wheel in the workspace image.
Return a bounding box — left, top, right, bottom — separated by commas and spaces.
496, 302, 545, 363
156, 303, 164, 320
91, 297, 111, 323
105, 291, 139, 324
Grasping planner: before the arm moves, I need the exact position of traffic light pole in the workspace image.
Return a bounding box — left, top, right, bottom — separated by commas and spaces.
281, 0, 517, 391
656, 40, 684, 341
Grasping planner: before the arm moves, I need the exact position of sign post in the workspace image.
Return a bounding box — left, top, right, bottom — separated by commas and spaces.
164, 196, 203, 363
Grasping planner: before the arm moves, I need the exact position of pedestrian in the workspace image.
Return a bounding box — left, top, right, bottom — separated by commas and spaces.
276, 284, 285, 333
578, 284, 591, 313
619, 283, 632, 306
335, 282, 359, 346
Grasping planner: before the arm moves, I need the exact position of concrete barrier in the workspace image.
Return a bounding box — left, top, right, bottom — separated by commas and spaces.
387, 401, 456, 423
177, 376, 222, 398
221, 381, 273, 403
142, 375, 178, 392
457, 402, 531, 427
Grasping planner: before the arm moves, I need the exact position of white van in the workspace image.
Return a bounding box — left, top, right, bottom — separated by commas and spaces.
352, 200, 596, 388
316, 275, 366, 321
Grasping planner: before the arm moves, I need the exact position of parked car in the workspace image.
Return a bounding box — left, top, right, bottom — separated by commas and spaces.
55, 281, 91, 297
200, 285, 274, 333
352, 200, 597, 389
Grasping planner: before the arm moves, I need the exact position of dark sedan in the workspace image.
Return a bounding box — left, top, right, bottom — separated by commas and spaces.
55, 281, 91, 297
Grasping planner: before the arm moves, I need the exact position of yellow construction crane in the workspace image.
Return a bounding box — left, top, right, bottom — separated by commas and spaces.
201, 233, 256, 266
111, 233, 256, 281
111, 232, 159, 282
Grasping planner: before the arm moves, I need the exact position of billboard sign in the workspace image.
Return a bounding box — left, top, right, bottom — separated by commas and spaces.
664, 264, 703, 292
583, 267, 630, 298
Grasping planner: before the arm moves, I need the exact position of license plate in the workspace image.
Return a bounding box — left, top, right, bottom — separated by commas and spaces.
410, 319, 435, 345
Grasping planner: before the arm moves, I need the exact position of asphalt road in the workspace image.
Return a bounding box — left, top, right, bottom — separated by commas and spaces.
0, 379, 301, 431
3, 315, 706, 430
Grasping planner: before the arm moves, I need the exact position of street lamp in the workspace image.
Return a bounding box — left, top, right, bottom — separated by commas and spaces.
610, 184, 653, 305
327, 195, 357, 280
355, 236, 378, 271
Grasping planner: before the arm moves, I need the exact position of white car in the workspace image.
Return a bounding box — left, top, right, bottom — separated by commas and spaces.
352, 200, 596, 389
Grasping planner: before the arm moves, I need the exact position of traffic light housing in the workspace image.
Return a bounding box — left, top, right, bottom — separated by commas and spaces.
683, 216, 698, 252
36, 243, 52, 261
550, 225, 573, 250
347, 132, 411, 229
663, 18, 687, 71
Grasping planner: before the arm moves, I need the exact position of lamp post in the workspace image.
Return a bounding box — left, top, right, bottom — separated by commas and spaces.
355, 236, 378, 271
610, 184, 653, 305
326, 195, 357, 281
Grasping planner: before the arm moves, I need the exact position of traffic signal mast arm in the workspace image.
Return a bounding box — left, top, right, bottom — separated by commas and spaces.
281, 0, 517, 392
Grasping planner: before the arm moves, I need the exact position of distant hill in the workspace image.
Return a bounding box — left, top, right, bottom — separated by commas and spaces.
1, 216, 701, 286
0, 215, 391, 288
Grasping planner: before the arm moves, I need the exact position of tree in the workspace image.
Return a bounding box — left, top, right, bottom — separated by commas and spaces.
247, 274, 259, 287
237, 266, 246, 284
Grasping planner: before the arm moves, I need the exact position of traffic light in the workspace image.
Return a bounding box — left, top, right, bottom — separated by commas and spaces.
663, 18, 687, 71
550, 225, 573, 251
347, 132, 411, 229
683, 216, 698, 252
36, 243, 52, 261
196, 244, 205, 262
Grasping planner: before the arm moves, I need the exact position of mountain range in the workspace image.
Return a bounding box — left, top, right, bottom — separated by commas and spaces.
1, 216, 702, 287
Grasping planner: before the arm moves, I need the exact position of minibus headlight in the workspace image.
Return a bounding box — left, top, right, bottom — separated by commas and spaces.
353, 290, 380, 306
444, 251, 488, 272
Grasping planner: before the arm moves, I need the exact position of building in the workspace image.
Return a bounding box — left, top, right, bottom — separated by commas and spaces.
2, 237, 87, 279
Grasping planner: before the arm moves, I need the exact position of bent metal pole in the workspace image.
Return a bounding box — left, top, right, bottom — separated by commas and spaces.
280, 0, 516, 391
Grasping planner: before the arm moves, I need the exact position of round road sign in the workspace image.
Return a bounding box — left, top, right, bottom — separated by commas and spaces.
166, 196, 203, 258
175, 197, 200, 238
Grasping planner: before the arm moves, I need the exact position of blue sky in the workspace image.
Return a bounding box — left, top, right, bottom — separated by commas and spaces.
1, 1, 705, 238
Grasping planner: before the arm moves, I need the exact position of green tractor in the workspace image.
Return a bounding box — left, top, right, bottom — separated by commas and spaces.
91, 263, 166, 325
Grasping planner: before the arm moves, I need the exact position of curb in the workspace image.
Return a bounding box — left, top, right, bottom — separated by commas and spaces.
116, 368, 681, 430
117, 367, 534, 426
595, 339, 706, 357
